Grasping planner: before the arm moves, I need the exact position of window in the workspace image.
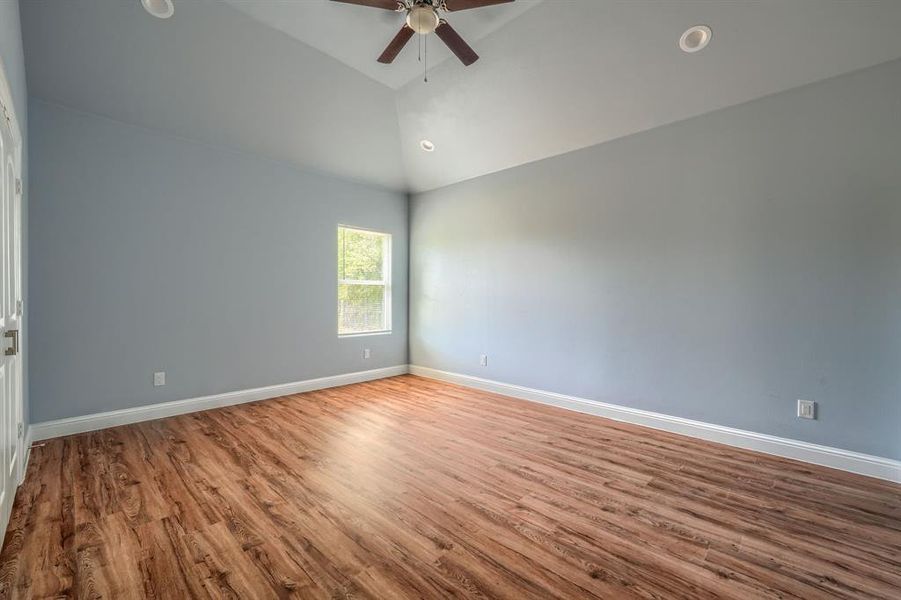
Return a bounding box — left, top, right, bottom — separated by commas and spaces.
338, 226, 391, 336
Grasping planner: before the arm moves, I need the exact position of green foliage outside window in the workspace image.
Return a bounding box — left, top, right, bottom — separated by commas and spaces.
338, 227, 390, 335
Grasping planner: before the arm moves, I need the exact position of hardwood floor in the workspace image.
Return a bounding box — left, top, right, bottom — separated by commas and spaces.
0, 375, 898, 599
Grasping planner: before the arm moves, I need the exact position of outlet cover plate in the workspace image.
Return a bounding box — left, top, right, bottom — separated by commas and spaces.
797, 399, 816, 419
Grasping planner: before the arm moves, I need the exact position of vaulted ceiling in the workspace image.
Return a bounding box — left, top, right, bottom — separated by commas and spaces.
222, 0, 545, 90
22, 0, 901, 193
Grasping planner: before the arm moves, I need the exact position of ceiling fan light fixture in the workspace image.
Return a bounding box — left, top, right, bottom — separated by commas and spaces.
420, 139, 436, 152
679, 25, 711, 53
141, 0, 174, 19
334, 0, 491, 67
406, 6, 440, 34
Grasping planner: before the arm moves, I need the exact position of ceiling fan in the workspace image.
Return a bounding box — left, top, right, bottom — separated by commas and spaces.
331, 0, 514, 67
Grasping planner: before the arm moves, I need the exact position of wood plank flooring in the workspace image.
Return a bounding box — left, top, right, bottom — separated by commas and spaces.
0, 375, 899, 599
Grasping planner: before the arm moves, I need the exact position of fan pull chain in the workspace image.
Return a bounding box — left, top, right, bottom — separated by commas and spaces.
414, 7, 427, 82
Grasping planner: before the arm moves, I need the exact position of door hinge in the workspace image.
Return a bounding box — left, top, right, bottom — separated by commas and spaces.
16, 300, 22, 316
15, 178, 21, 195
17, 423, 23, 439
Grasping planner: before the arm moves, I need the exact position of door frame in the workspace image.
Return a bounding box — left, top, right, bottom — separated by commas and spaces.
0, 55, 25, 486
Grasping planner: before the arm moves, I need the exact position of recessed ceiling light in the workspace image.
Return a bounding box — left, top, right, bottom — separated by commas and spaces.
420, 139, 435, 152
142, 0, 174, 19
679, 25, 711, 53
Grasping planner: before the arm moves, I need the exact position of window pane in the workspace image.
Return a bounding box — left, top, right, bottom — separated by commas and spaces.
338, 227, 384, 282
338, 283, 386, 334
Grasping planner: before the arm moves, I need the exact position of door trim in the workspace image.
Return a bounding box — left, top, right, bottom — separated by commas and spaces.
0, 55, 25, 488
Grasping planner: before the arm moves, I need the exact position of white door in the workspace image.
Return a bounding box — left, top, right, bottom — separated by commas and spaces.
0, 76, 23, 539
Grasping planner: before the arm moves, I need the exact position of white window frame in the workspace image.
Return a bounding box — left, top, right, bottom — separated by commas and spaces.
337, 225, 392, 337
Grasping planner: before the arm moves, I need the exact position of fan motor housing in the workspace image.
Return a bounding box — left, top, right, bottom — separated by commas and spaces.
407, 5, 440, 34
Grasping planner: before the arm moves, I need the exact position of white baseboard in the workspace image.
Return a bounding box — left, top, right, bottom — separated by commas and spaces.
27, 363, 901, 484
409, 365, 901, 484
31, 365, 409, 442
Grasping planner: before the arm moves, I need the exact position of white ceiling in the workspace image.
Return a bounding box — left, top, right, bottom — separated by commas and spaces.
396, 0, 901, 191
222, 0, 545, 90
21, 0, 901, 194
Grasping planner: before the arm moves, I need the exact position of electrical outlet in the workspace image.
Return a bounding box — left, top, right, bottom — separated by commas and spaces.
797, 399, 816, 420
479, 354, 488, 367
363, 348, 371, 359
153, 371, 166, 387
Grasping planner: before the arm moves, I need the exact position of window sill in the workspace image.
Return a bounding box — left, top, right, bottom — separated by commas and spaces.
338, 330, 393, 339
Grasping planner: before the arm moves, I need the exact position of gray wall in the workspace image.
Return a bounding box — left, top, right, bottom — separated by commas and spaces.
0, 0, 28, 426
410, 59, 901, 460
29, 100, 408, 423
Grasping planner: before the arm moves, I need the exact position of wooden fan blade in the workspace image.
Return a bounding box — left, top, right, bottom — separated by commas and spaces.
330, 0, 402, 10
378, 26, 415, 64
443, 0, 514, 12
434, 21, 479, 66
